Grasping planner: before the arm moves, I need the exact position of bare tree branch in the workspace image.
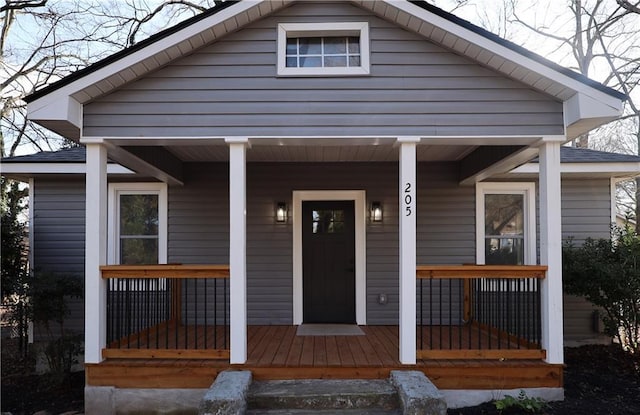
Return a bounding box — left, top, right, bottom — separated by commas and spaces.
0, 1, 46, 13
616, 0, 640, 14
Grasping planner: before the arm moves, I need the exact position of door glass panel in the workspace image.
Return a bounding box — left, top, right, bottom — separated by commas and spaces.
312, 209, 345, 234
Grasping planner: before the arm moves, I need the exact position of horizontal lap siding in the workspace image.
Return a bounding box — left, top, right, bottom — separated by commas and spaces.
248, 162, 398, 325
171, 162, 471, 325
561, 179, 611, 243
32, 179, 86, 339
83, 2, 563, 138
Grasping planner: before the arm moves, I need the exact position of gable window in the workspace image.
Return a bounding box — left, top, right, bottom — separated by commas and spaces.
476, 183, 536, 265
278, 22, 370, 76
108, 183, 167, 265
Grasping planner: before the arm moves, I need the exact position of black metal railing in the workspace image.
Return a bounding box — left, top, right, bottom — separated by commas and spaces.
416, 265, 546, 359
101, 265, 230, 358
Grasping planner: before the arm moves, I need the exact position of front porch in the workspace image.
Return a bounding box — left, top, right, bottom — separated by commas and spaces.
87, 325, 562, 390
88, 264, 561, 390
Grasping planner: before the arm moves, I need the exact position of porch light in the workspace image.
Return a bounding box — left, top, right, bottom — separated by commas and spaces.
371, 201, 383, 222
276, 202, 287, 223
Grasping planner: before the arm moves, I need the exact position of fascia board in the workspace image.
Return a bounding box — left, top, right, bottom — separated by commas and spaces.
511, 162, 640, 175
389, 0, 625, 111
0, 163, 134, 175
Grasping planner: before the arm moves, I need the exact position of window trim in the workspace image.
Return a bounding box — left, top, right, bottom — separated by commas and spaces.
277, 22, 370, 76
476, 182, 537, 265
107, 182, 168, 265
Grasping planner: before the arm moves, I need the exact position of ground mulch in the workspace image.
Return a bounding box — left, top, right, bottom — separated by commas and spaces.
2, 339, 639, 414
450, 344, 640, 415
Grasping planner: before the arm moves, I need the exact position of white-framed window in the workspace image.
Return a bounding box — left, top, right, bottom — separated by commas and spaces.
108, 182, 168, 265
277, 22, 370, 76
476, 182, 536, 265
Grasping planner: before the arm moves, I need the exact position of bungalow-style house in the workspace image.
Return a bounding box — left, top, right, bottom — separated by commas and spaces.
2, 0, 635, 412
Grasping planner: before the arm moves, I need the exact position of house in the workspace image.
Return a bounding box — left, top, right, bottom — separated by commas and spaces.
1, 0, 635, 412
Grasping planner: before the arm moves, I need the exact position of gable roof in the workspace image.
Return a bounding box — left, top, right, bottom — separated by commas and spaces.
26, 0, 625, 140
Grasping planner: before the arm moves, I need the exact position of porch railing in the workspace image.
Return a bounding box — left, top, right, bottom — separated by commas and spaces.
416, 265, 547, 360
101, 264, 230, 360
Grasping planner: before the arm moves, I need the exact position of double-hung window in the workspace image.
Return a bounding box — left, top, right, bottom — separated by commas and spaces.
476, 183, 536, 265
108, 183, 167, 265
277, 22, 370, 76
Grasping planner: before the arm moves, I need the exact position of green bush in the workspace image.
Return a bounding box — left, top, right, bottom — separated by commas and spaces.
563, 226, 640, 353
31, 271, 84, 375
493, 390, 549, 414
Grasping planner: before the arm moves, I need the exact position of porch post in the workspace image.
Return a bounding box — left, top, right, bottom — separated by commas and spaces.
227, 137, 249, 364
539, 138, 564, 364
85, 143, 108, 364
398, 136, 419, 364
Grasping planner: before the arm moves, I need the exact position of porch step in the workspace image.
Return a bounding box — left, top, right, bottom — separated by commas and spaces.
247, 379, 400, 412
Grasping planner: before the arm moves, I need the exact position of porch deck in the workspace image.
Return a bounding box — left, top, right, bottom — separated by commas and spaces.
87, 325, 562, 390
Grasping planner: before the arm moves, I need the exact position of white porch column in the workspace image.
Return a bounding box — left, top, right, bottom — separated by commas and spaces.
85, 143, 108, 364
398, 136, 420, 364
226, 137, 249, 364
539, 138, 564, 364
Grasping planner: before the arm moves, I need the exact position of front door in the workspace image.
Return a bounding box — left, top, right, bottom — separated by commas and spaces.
302, 200, 356, 323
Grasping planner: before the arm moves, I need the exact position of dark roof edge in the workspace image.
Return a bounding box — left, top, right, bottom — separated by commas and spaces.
25, 0, 239, 103
408, 1, 627, 101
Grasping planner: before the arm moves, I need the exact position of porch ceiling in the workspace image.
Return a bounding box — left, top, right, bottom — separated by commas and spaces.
165, 143, 477, 162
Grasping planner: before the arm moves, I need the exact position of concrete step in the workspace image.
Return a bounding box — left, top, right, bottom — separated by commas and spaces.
247, 379, 400, 411
247, 409, 401, 415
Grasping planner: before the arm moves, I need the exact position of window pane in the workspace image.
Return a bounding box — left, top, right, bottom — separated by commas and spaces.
324, 55, 347, 67
120, 194, 158, 235
485, 237, 524, 265
348, 56, 361, 67
298, 37, 321, 54
348, 37, 360, 53
484, 194, 523, 236
312, 209, 345, 234
286, 38, 297, 54
286, 57, 298, 67
300, 56, 322, 67
324, 37, 346, 54
120, 238, 158, 265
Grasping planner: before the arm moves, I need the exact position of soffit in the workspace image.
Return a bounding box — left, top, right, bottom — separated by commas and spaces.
165, 143, 476, 162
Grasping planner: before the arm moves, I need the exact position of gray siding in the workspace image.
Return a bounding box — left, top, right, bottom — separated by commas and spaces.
83, 2, 563, 138
168, 161, 474, 325
560, 178, 611, 344
32, 179, 86, 338
561, 179, 611, 242
29, 168, 613, 334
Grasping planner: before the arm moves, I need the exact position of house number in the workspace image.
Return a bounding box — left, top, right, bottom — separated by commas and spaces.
404, 182, 413, 216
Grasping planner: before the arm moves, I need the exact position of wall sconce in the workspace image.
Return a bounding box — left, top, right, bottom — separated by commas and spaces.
275, 202, 287, 223
371, 201, 383, 222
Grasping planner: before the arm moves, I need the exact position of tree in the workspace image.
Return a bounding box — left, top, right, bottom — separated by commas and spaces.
0, 0, 222, 351
1, 0, 223, 159
0, 175, 29, 351
507, 0, 640, 228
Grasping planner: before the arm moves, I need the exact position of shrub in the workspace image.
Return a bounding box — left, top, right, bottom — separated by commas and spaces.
563, 226, 640, 354
493, 390, 549, 414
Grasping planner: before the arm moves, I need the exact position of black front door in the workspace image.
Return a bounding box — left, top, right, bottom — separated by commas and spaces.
302, 200, 355, 324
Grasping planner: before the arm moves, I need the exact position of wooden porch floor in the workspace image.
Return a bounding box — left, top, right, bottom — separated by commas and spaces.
88, 325, 562, 390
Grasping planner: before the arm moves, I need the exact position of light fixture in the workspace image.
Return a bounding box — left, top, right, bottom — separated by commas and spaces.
276, 202, 287, 223
371, 201, 383, 222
